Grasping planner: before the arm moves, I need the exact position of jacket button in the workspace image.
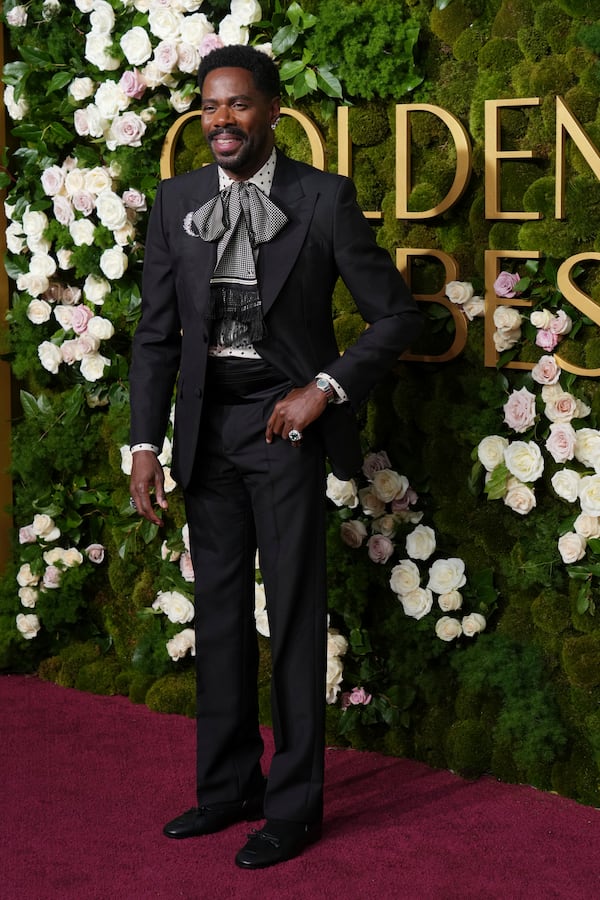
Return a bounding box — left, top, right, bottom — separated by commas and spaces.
195, 387, 203, 398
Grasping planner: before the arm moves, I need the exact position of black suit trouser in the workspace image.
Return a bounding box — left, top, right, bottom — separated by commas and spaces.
183, 378, 327, 825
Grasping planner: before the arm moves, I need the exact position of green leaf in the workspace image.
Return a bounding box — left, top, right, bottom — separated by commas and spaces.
19, 390, 43, 422
19, 46, 54, 67
272, 24, 300, 55
435, 0, 455, 9
568, 564, 600, 578
2, 61, 29, 85
47, 71, 75, 94
484, 463, 509, 501
286, 1, 304, 28
279, 59, 306, 81
316, 67, 343, 99
10, 124, 44, 143
292, 71, 312, 100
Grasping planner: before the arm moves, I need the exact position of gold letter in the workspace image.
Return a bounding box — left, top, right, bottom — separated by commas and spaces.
396, 249, 468, 362
484, 98, 541, 220
555, 97, 600, 219
554, 252, 600, 376
337, 106, 381, 220
396, 104, 472, 219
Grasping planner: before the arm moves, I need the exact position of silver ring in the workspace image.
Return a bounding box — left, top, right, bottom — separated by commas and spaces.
288, 429, 303, 443
129, 496, 137, 509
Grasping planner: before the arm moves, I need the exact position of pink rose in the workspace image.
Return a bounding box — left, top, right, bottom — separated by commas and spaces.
122, 189, 147, 211
42, 565, 61, 589
62, 286, 82, 305
531, 355, 561, 385
19, 525, 37, 544
53, 195, 75, 226
493, 271, 521, 298
549, 310, 572, 336
118, 69, 147, 100
535, 329, 559, 352
391, 486, 418, 512
72, 190, 95, 216
199, 34, 224, 56
367, 534, 394, 564
85, 543, 106, 564
361, 450, 391, 480
545, 423, 576, 464
503, 386, 537, 433
71, 304, 94, 334
179, 551, 195, 582
349, 686, 372, 706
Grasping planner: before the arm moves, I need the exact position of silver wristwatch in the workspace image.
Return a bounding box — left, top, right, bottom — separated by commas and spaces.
315, 376, 335, 403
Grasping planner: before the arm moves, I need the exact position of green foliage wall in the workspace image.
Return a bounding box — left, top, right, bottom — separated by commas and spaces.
3, 0, 600, 806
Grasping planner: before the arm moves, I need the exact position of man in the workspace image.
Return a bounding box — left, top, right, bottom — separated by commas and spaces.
129, 44, 422, 869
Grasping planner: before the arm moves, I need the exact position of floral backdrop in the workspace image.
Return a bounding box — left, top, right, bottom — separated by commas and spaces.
2, 0, 600, 806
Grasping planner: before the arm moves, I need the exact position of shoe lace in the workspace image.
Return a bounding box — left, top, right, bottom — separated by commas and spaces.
249, 828, 280, 849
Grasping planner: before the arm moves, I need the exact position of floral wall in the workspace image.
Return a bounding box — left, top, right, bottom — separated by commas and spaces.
2, 0, 600, 806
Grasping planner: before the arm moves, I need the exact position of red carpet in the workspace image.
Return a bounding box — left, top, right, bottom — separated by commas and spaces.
1, 675, 599, 899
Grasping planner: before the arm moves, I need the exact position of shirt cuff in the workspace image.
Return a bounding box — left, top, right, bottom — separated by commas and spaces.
130, 443, 159, 454
317, 372, 348, 404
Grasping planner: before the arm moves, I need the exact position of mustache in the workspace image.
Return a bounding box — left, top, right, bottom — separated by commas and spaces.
208, 127, 246, 141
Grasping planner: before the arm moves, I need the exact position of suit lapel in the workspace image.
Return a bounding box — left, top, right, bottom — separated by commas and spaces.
258, 151, 318, 316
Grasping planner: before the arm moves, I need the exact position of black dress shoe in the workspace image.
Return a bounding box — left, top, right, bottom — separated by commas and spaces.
235, 819, 322, 869
163, 787, 265, 839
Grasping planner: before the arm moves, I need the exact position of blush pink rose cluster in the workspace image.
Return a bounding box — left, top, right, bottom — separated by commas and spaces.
530, 308, 572, 353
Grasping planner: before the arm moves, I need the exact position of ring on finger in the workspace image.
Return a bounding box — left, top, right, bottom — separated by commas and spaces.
288, 429, 303, 443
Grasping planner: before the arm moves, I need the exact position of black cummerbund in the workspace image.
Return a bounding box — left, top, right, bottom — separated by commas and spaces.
205, 356, 291, 404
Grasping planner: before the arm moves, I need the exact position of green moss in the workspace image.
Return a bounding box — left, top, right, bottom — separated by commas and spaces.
478, 37, 523, 73
517, 26, 551, 62
75, 658, 124, 695
562, 634, 600, 688
128, 673, 157, 704
522, 176, 557, 218
348, 103, 390, 147
488, 222, 522, 250
492, 0, 536, 38
518, 219, 581, 258
453, 24, 489, 62
430, 0, 489, 46
445, 719, 492, 777
37, 641, 101, 688
531, 590, 571, 634
145, 671, 196, 717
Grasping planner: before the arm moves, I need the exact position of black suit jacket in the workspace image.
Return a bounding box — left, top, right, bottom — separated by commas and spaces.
130, 150, 422, 486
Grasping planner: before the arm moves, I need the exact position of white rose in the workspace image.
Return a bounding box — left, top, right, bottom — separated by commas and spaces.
26, 299, 52, 324
85, 166, 113, 195
181, 12, 214, 44
69, 77, 95, 101
64, 168, 88, 194
438, 590, 463, 612
340, 519, 367, 548
94, 80, 129, 118
83, 274, 111, 305
99, 246, 128, 280
19, 586, 38, 608
17, 563, 40, 587
120, 445, 133, 475
435, 616, 462, 641
544, 391, 580, 424
371, 469, 408, 503
557, 531, 586, 564
154, 40, 179, 73
85, 32, 120, 71
254, 583, 270, 637
446, 281, 473, 306
427, 558, 466, 594
551, 468, 580, 503
503, 478, 536, 515
38, 341, 62, 373
6, 5, 28, 26
530, 309, 553, 329
371, 514, 397, 538
79, 352, 111, 382
389, 559, 421, 597
477, 435, 509, 472
114, 221, 137, 246
61, 339, 83, 364
219, 14, 249, 45
16, 613, 41, 640
148, 8, 183, 40
22, 209, 48, 237
230, 0, 263, 25
400, 587, 433, 620
4, 84, 29, 120
69, 218, 96, 246
493, 306, 522, 332
326, 473, 358, 509
405, 524, 436, 561
328, 627, 348, 659
87, 316, 115, 340
54, 305, 75, 330
153, 590, 194, 624
574, 514, 600, 540
6, 223, 25, 253
169, 90, 194, 113
503, 441, 544, 482
325, 654, 344, 704
463, 295, 485, 320
95, 190, 128, 230
177, 42, 200, 74
461, 613, 487, 637
30, 253, 56, 278
120, 26, 154, 66
16, 272, 49, 297
57, 248, 74, 270
166, 628, 196, 661
74, 0, 95, 10
579, 474, 600, 517
89, 0, 115, 34
574, 429, 600, 470
32, 513, 60, 541
493, 328, 521, 352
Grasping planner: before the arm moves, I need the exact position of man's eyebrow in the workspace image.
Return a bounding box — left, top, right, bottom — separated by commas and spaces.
201, 94, 254, 104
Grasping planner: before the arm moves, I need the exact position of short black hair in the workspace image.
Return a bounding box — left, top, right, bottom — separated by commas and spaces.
196, 45, 281, 99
